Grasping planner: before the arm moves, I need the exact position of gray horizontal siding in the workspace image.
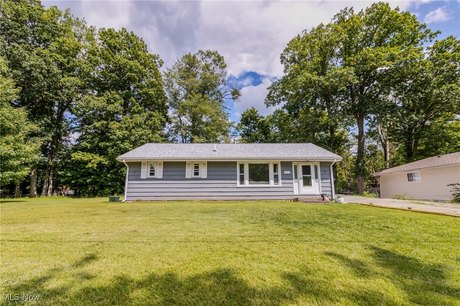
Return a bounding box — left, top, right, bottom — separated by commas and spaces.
124, 161, 336, 200
320, 162, 332, 197
128, 161, 237, 181
126, 161, 296, 200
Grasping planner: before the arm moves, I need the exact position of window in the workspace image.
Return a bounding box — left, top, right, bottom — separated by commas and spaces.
239, 163, 245, 185
273, 163, 279, 185
237, 162, 281, 186
302, 165, 312, 186
249, 164, 270, 185
193, 163, 200, 177
186, 161, 207, 178
141, 161, 162, 179
407, 171, 421, 182
148, 162, 156, 177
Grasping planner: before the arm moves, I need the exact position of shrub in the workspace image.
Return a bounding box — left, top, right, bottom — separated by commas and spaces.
448, 183, 460, 203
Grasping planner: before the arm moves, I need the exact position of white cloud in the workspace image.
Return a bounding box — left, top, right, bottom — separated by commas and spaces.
45, 0, 411, 77
43, 0, 423, 122
233, 77, 279, 120
424, 7, 451, 23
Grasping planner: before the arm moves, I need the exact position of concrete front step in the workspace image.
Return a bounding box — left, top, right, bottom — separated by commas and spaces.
293, 196, 330, 203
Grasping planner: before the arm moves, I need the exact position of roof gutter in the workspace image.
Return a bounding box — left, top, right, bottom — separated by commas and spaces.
330, 159, 337, 200
116, 157, 343, 162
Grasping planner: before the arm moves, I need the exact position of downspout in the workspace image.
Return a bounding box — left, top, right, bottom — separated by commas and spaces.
330, 160, 337, 200
122, 160, 129, 202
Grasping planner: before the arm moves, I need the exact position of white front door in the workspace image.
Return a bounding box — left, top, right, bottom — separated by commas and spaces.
293, 163, 321, 194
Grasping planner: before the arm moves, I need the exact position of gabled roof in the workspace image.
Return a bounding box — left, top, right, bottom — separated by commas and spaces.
375, 152, 460, 175
117, 143, 342, 161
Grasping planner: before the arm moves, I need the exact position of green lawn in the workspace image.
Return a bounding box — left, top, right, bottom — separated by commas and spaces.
1, 198, 459, 305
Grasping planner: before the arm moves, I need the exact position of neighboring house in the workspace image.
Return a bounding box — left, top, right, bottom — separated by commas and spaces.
117, 143, 342, 201
375, 152, 460, 201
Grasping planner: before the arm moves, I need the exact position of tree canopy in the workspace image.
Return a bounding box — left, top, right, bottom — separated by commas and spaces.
164, 50, 239, 143
1, 0, 458, 197
263, 2, 458, 193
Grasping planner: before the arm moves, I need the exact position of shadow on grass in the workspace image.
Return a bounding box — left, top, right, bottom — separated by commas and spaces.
3, 248, 460, 305
73, 253, 98, 268
324, 251, 374, 278
369, 246, 460, 304
0, 200, 26, 204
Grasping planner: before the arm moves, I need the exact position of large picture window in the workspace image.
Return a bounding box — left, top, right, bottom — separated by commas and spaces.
237, 162, 281, 186
249, 164, 269, 185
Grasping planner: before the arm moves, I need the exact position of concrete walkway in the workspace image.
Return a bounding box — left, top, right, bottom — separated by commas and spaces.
339, 195, 460, 217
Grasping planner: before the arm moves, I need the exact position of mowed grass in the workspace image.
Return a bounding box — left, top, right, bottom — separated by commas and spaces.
1, 198, 459, 305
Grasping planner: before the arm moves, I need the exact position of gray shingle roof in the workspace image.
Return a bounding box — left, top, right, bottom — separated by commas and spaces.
117, 143, 342, 161
376, 152, 460, 175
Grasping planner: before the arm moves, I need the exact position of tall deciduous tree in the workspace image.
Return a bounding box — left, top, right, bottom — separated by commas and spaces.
267, 2, 434, 193
68, 28, 167, 195
164, 50, 239, 143
237, 107, 272, 143
0, 57, 40, 193
266, 23, 352, 152
387, 37, 460, 161
0, 0, 88, 196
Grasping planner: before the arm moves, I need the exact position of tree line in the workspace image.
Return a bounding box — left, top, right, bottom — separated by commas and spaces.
0, 0, 238, 196
1, 1, 458, 197
238, 3, 459, 194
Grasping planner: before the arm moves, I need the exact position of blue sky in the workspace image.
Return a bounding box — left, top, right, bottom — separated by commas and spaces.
45, 0, 459, 123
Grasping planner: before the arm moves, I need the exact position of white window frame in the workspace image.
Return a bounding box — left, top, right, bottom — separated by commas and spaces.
186, 161, 207, 179
141, 161, 163, 179
237, 161, 282, 187
193, 163, 201, 177
147, 162, 157, 178
407, 171, 421, 183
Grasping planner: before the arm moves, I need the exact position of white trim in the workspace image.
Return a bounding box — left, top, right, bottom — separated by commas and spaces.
293, 162, 321, 195
315, 163, 322, 194
122, 160, 129, 202
147, 162, 156, 178
117, 158, 341, 162
192, 162, 201, 177
140, 161, 148, 179
292, 163, 299, 194
156, 161, 163, 178
236, 161, 282, 187
330, 162, 336, 199
145, 161, 163, 178
186, 161, 207, 179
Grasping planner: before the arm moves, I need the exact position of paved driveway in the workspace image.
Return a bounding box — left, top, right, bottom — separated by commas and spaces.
339, 195, 460, 217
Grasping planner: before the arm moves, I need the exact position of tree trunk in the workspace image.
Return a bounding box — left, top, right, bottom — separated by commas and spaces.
41, 153, 55, 196
356, 114, 365, 194
377, 120, 390, 168
405, 128, 417, 161
41, 167, 50, 196
14, 182, 21, 198
30, 167, 37, 197
41, 103, 66, 196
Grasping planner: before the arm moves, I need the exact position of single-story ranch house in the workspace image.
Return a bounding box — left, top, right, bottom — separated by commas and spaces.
375, 152, 460, 201
117, 143, 342, 201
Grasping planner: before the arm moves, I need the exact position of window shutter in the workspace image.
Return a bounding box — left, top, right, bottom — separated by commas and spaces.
156, 161, 163, 178
186, 162, 192, 178
201, 162, 207, 178
141, 161, 147, 179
